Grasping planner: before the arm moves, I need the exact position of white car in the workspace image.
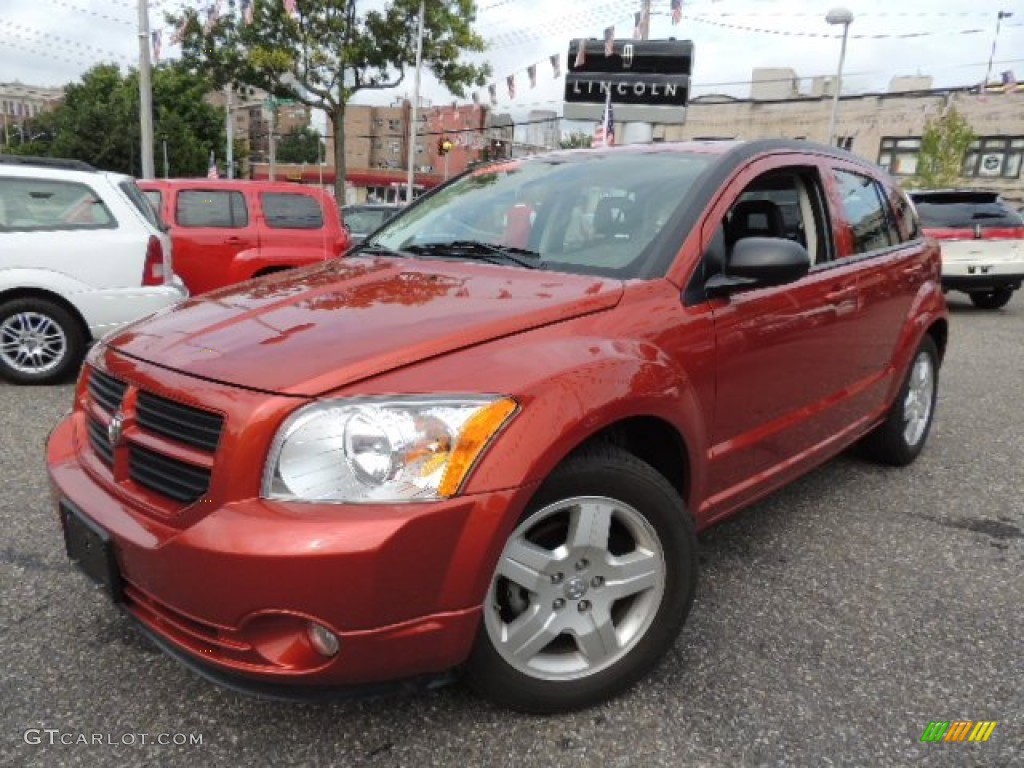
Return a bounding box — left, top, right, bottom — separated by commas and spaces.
0, 156, 187, 384
910, 189, 1024, 310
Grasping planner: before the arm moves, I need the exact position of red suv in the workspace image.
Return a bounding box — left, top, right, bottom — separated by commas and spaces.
48, 141, 947, 713
139, 179, 350, 294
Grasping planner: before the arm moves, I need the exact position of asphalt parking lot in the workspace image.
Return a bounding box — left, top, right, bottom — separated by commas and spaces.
1, 295, 1021, 768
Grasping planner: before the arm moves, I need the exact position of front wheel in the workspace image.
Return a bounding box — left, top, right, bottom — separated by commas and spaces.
858, 335, 939, 466
465, 445, 697, 713
969, 287, 1014, 310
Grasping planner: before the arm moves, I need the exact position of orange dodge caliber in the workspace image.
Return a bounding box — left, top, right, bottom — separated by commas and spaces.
47, 141, 948, 713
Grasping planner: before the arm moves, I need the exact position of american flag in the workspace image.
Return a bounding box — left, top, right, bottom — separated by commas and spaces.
284, 0, 298, 16
207, 151, 219, 179
240, 0, 253, 24
593, 91, 614, 147
603, 26, 614, 57
671, 0, 682, 26
507, 75, 515, 100
151, 30, 161, 63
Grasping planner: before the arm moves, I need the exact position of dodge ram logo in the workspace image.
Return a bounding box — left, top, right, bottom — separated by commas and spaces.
108, 412, 125, 448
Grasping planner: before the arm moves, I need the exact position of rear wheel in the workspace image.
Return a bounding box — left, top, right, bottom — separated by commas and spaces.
465, 444, 696, 713
858, 335, 939, 466
0, 298, 86, 385
969, 287, 1014, 310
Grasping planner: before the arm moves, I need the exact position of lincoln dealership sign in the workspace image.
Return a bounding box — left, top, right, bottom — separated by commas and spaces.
563, 39, 693, 122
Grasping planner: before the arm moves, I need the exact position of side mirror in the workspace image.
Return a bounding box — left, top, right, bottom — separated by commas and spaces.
705, 237, 811, 297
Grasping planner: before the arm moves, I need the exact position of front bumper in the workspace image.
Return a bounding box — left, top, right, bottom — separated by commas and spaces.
47, 414, 530, 692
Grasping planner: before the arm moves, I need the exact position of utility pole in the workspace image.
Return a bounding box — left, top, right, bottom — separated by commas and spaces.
405, 0, 425, 205
137, 0, 155, 178
268, 101, 276, 181
984, 11, 1013, 91
641, 0, 651, 40
226, 84, 234, 179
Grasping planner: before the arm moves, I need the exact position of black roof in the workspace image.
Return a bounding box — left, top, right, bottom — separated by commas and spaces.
0, 155, 97, 172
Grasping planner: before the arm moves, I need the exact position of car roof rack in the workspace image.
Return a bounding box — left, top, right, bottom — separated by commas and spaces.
0, 155, 97, 172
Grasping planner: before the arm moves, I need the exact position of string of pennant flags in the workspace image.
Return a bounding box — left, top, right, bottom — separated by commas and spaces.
143, 0, 1022, 105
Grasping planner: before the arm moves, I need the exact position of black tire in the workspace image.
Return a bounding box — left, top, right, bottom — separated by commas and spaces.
464, 443, 697, 713
858, 335, 939, 466
0, 297, 87, 385
969, 288, 1014, 310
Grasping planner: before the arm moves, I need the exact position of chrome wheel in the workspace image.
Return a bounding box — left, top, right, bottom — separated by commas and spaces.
902, 350, 934, 447
484, 495, 666, 681
0, 311, 68, 375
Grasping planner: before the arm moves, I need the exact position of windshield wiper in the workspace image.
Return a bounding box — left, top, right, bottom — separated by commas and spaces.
403, 240, 542, 270
349, 242, 411, 258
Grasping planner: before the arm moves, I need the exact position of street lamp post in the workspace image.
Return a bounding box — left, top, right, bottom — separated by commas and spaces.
826, 7, 854, 148
983, 11, 1014, 92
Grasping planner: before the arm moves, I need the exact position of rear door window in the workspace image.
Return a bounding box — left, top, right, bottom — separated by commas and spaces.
833, 170, 897, 254
0, 178, 114, 231
260, 192, 324, 229
176, 190, 249, 228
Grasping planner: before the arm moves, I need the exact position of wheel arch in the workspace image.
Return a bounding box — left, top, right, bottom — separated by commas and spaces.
0, 287, 93, 342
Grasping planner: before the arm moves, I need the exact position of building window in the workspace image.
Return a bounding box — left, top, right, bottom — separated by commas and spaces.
877, 137, 921, 176
962, 137, 1024, 179
836, 136, 854, 151
389, 140, 400, 154
388, 119, 401, 131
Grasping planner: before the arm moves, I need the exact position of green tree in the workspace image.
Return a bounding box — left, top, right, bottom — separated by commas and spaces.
2, 63, 225, 177
559, 131, 593, 150
275, 125, 323, 164
171, 0, 490, 200
911, 106, 976, 189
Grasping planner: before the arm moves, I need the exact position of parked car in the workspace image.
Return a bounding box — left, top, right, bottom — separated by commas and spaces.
0, 156, 186, 385
340, 203, 403, 244
139, 179, 350, 295
909, 189, 1024, 309
48, 140, 947, 713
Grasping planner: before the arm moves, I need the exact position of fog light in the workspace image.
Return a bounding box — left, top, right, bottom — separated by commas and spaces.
306, 622, 340, 657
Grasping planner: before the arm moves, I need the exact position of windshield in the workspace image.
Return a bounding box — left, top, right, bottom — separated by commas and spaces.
368, 151, 712, 279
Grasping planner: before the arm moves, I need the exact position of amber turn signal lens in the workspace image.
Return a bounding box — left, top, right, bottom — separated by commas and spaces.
438, 398, 518, 497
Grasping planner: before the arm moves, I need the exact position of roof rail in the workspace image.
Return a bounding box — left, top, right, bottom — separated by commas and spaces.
0, 155, 97, 172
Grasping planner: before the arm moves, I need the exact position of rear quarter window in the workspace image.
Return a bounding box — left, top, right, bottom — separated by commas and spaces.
119, 180, 162, 229
260, 192, 324, 229
176, 190, 249, 228
0, 178, 115, 231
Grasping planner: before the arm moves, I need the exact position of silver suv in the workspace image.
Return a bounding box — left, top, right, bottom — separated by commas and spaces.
0, 156, 187, 383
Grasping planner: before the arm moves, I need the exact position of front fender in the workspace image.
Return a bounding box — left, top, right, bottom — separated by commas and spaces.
443, 334, 710, 507
884, 272, 949, 406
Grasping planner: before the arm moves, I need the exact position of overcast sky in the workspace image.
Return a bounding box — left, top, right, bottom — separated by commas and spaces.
2, 0, 1022, 114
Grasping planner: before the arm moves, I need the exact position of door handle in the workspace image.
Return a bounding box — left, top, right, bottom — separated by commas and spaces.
225, 236, 242, 243
901, 263, 925, 276
825, 285, 856, 304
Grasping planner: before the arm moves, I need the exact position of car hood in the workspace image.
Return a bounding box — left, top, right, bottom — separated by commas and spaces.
108, 256, 624, 396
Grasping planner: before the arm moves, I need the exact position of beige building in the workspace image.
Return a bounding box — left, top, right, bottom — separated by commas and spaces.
654, 75, 1024, 205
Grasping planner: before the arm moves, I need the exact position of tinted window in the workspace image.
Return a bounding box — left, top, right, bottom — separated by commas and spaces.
119, 180, 160, 229
260, 192, 324, 229
0, 178, 114, 230
176, 190, 248, 228
343, 208, 392, 234
143, 189, 162, 214
910, 193, 1023, 229
834, 170, 894, 254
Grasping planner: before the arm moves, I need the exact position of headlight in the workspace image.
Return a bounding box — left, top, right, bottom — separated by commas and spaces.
262, 396, 518, 503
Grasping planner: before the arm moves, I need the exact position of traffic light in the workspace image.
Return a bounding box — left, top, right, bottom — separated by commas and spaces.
438, 136, 453, 155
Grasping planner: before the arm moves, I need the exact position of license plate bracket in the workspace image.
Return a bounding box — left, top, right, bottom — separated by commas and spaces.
60, 501, 123, 603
